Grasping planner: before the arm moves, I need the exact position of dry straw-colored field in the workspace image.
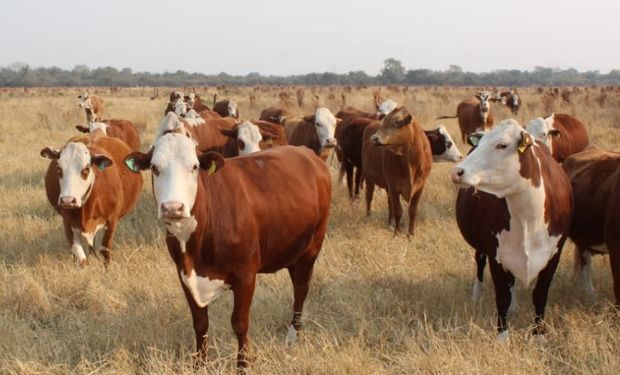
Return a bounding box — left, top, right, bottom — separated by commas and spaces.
1, 86, 620, 374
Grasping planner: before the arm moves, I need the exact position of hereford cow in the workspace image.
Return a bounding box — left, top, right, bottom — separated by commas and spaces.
258, 106, 294, 124
526, 113, 589, 162
213, 99, 240, 119
156, 112, 235, 154
219, 121, 285, 157
78, 93, 104, 122
363, 107, 432, 235
424, 125, 463, 163
497, 90, 521, 115
562, 147, 620, 303
40, 133, 143, 266
437, 91, 496, 142
76, 119, 141, 151
451, 120, 572, 340
124, 139, 331, 368
284, 108, 338, 161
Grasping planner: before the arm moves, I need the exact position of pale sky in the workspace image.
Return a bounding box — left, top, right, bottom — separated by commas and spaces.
1, 0, 618, 75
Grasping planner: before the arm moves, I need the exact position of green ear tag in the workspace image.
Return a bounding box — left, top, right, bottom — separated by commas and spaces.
125, 157, 139, 173
469, 136, 479, 146
207, 161, 217, 175
98, 163, 106, 171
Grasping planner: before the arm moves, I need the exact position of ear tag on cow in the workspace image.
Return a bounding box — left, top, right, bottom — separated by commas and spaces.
469, 136, 479, 146
518, 144, 527, 153
265, 138, 273, 145
207, 161, 217, 175
125, 157, 139, 173
98, 163, 106, 171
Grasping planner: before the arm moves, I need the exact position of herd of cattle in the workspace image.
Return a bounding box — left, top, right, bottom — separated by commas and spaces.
37, 89, 620, 368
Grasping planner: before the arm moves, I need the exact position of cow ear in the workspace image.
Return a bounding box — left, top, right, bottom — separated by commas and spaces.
518, 131, 534, 153
549, 129, 561, 138
124, 150, 152, 173
198, 152, 225, 175
303, 114, 315, 123
219, 128, 237, 138
75, 125, 89, 133
396, 114, 412, 127
91, 154, 113, 171
40, 147, 60, 159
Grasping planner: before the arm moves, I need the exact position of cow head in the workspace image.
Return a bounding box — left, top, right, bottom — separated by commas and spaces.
526, 114, 559, 154
506, 90, 520, 115
475, 91, 493, 121
124, 133, 224, 221
156, 112, 193, 140
227, 100, 239, 118
41, 142, 112, 209
450, 119, 537, 198
370, 106, 413, 151
376, 99, 398, 119
427, 125, 463, 162
184, 93, 196, 109
220, 121, 268, 155
305, 107, 337, 151
77, 92, 92, 109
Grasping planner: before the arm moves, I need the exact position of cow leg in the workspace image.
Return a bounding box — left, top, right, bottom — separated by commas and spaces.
606, 238, 620, 306
389, 188, 402, 235
231, 273, 257, 369
65, 223, 87, 267
488, 257, 514, 341
344, 160, 354, 199
472, 250, 486, 302
286, 255, 318, 345
354, 167, 363, 198
407, 188, 425, 236
365, 182, 375, 216
574, 246, 595, 297
531, 247, 563, 336
179, 282, 210, 364
99, 220, 117, 267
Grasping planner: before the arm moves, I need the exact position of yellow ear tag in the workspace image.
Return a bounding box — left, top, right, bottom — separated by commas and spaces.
207, 161, 217, 175
518, 144, 526, 153
265, 138, 273, 145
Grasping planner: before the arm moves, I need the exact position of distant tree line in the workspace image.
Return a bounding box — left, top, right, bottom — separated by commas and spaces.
1, 59, 619, 87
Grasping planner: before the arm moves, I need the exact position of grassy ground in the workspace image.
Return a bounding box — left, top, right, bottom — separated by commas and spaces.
1, 86, 619, 374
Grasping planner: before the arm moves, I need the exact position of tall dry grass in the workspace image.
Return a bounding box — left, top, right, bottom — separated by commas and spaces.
1, 86, 620, 374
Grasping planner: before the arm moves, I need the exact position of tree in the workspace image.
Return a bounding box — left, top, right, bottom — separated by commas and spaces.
380, 58, 406, 84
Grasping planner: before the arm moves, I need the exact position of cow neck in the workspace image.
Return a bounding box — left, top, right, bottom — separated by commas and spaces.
78, 169, 104, 231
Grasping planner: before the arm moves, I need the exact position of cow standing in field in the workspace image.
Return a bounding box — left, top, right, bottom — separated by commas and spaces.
437, 91, 496, 142
41, 133, 143, 266
497, 90, 521, 115
124, 137, 331, 369
219, 120, 286, 157
451, 120, 572, 340
562, 147, 620, 303
76, 119, 141, 151
212, 96, 240, 119
362, 107, 432, 236
78, 93, 105, 122
527, 113, 589, 162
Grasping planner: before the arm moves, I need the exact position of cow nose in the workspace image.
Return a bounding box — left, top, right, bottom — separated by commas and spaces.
59, 196, 78, 208
324, 138, 337, 148
370, 134, 380, 145
450, 167, 465, 183
161, 202, 185, 219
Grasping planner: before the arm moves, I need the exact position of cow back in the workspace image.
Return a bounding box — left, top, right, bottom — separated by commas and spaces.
104, 119, 141, 151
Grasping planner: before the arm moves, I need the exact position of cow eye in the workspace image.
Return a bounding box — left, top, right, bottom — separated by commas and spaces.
446, 141, 453, 149
81, 165, 91, 178
151, 165, 160, 176
495, 143, 508, 150
192, 164, 199, 171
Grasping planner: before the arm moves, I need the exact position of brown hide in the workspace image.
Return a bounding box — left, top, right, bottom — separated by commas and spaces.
549, 114, 589, 162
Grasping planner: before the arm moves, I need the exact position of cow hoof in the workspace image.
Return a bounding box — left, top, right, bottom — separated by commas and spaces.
77, 258, 88, 268
472, 280, 483, 302
285, 324, 298, 345
496, 330, 510, 343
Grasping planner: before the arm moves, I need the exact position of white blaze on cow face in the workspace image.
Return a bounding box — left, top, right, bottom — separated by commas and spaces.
526, 114, 556, 152
180, 269, 229, 307
314, 107, 337, 149
78, 93, 92, 109
237, 121, 263, 155
57, 142, 96, 208
476, 92, 493, 122
227, 100, 238, 117
150, 133, 200, 220
88, 122, 109, 135
377, 99, 398, 117
174, 98, 188, 117
437, 125, 463, 162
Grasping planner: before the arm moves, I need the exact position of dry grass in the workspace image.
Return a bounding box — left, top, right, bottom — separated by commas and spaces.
1, 86, 620, 374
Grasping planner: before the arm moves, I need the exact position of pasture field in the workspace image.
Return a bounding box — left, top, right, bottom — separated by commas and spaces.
1, 86, 620, 374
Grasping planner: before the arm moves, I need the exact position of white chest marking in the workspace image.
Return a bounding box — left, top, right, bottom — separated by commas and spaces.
166, 216, 198, 253
180, 269, 229, 307
81, 224, 105, 247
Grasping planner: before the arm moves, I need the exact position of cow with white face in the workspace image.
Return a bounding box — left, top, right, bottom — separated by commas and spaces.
376, 99, 398, 118
437, 91, 497, 142
284, 107, 338, 161
219, 121, 283, 157
124, 135, 331, 369
527, 114, 560, 150
77, 92, 105, 122
451, 120, 572, 341
424, 125, 463, 162
313, 107, 338, 150
41, 134, 142, 266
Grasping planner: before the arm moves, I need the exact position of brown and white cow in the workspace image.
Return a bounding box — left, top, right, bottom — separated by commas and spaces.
451, 120, 572, 340
363, 107, 432, 235
258, 106, 294, 124
219, 120, 286, 157
437, 91, 496, 142
284, 108, 339, 161
497, 90, 521, 115
78, 92, 105, 122
156, 112, 235, 154
124, 138, 331, 368
526, 113, 589, 163
41, 133, 143, 266
76, 119, 141, 151
562, 147, 620, 303
212, 99, 240, 119
424, 125, 463, 163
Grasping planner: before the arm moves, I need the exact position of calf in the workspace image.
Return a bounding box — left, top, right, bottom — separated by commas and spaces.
437, 91, 496, 142
363, 107, 432, 235
451, 120, 572, 340
219, 121, 285, 157
562, 147, 620, 303
124, 139, 331, 368
527, 113, 589, 162
78, 93, 104, 122
76, 119, 141, 151
41, 133, 143, 266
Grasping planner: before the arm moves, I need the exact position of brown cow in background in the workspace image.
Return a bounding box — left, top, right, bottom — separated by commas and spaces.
437, 91, 497, 142
527, 113, 589, 162
78, 93, 105, 122
76, 119, 141, 151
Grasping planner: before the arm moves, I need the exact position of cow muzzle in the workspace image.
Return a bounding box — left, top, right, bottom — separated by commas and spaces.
323, 138, 337, 148
450, 167, 465, 184
161, 201, 185, 220
370, 134, 383, 146
59, 196, 79, 209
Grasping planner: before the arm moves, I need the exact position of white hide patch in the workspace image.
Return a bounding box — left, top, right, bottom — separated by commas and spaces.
237, 121, 263, 155
156, 113, 186, 139
58, 142, 95, 207
526, 115, 555, 153
377, 99, 397, 116
88, 122, 109, 135
166, 216, 198, 253
71, 227, 86, 263
180, 269, 229, 307
436, 125, 462, 162
183, 109, 205, 126
227, 101, 238, 117
82, 224, 105, 247
497, 329, 510, 343
314, 107, 337, 148
285, 324, 299, 345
